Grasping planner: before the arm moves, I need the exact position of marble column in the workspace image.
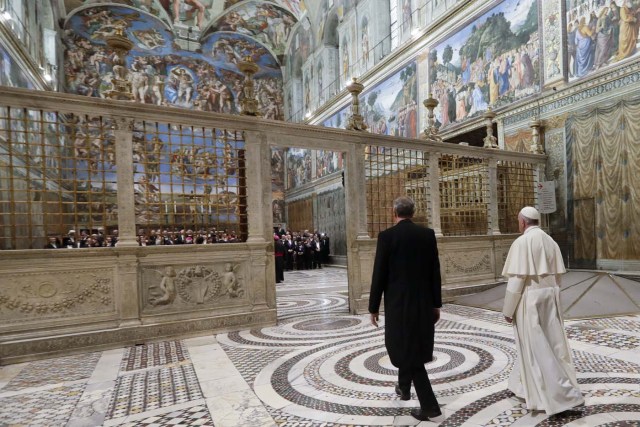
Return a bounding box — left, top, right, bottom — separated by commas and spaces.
113, 116, 138, 247
428, 154, 442, 236
245, 130, 273, 310
488, 158, 501, 235
244, 131, 270, 243
345, 144, 369, 240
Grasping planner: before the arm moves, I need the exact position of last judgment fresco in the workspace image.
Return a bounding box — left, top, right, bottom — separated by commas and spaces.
63, 5, 284, 119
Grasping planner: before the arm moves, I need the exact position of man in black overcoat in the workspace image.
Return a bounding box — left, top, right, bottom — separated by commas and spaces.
369, 196, 442, 422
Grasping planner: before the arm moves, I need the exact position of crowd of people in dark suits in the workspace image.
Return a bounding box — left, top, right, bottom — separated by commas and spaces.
274, 229, 331, 283
44, 227, 242, 248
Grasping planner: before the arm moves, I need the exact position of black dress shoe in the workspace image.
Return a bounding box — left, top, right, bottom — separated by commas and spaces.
411, 407, 442, 421
395, 385, 410, 401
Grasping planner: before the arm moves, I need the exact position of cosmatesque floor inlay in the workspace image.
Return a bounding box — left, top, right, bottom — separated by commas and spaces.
1, 267, 639, 426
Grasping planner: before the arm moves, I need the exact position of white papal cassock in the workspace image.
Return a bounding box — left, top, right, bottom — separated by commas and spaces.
502, 225, 584, 415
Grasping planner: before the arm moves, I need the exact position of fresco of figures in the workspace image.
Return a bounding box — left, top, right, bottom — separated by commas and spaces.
321, 106, 349, 129
316, 150, 343, 179
361, 62, 419, 138
64, 0, 173, 25
566, 0, 640, 81
428, 0, 539, 129
271, 147, 285, 191
271, 147, 285, 224
159, 0, 217, 30
225, 0, 305, 18
0, 43, 35, 89
63, 6, 284, 120
286, 148, 312, 189
209, 1, 297, 55
286, 17, 314, 79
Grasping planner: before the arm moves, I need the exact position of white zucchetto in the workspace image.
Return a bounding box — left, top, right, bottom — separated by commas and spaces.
519, 206, 540, 221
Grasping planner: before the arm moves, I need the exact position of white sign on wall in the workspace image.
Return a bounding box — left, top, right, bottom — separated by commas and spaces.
537, 181, 556, 214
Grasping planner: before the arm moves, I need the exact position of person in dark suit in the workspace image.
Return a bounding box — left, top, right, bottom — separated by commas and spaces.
320, 233, 330, 264
44, 236, 61, 249
274, 235, 285, 283
369, 196, 442, 422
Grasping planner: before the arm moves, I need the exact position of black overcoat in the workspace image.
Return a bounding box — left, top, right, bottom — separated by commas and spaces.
368, 219, 442, 368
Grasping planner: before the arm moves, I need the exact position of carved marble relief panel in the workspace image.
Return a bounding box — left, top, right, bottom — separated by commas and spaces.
443, 249, 493, 277
0, 268, 115, 324
141, 262, 246, 312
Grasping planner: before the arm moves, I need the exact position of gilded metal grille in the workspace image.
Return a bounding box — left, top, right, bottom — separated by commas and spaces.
0, 107, 116, 249
365, 146, 428, 237
498, 160, 536, 233
439, 155, 489, 236
133, 122, 247, 242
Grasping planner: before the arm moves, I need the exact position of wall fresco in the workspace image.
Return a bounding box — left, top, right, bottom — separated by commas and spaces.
428, 0, 540, 129
271, 148, 285, 224
286, 17, 313, 79
286, 148, 311, 189
566, 0, 640, 81
316, 150, 343, 179
361, 61, 418, 138
321, 106, 349, 129
0, 42, 35, 89
63, 6, 284, 119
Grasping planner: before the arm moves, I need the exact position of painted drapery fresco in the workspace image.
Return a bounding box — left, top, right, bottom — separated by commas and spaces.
429, 0, 540, 129
362, 62, 418, 138
63, 6, 284, 119
566, 0, 640, 81
207, 1, 297, 55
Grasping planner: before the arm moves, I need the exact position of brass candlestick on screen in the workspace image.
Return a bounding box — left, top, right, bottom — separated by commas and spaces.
482, 107, 498, 149
346, 77, 368, 131
422, 94, 442, 143
104, 25, 134, 101
238, 56, 261, 116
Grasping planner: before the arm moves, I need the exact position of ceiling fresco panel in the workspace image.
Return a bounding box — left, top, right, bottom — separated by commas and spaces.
209, 1, 297, 55
65, 0, 174, 26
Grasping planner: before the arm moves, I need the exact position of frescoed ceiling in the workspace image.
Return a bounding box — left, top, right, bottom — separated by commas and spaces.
63, 0, 299, 62
63, 5, 284, 118
205, 1, 297, 57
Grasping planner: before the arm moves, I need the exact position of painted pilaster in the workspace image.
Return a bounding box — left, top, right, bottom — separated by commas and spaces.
112, 116, 138, 248
541, 0, 564, 87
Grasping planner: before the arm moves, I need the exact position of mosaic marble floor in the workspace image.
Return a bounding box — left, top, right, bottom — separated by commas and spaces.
1, 267, 640, 426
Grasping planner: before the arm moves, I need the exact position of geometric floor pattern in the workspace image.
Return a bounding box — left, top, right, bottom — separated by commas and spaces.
1, 267, 639, 426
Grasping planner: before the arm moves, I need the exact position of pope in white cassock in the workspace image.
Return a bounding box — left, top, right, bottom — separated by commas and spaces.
502, 206, 584, 415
